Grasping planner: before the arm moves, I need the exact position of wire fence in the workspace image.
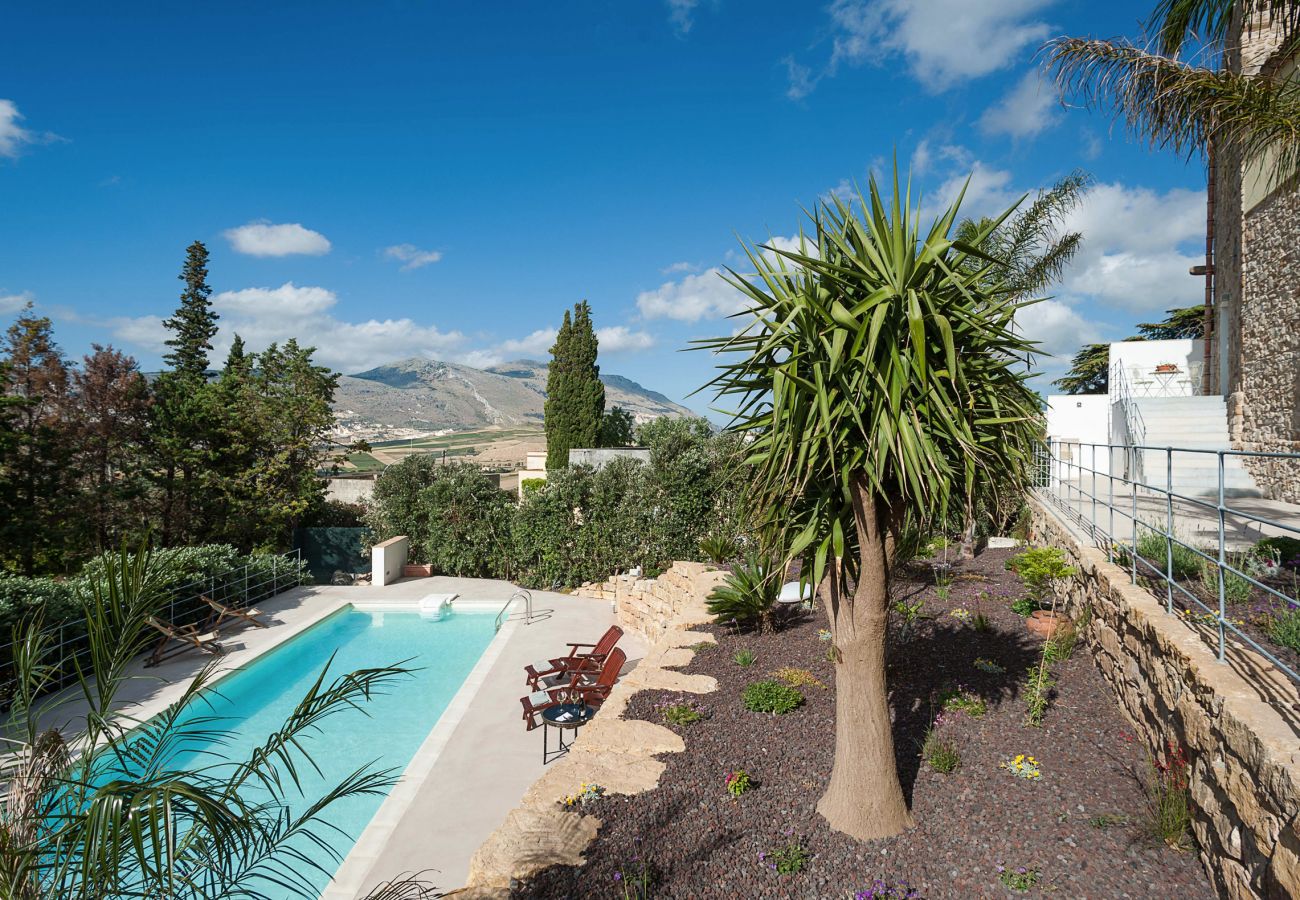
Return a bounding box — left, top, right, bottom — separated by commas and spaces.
1034, 439, 1300, 685
0, 550, 307, 707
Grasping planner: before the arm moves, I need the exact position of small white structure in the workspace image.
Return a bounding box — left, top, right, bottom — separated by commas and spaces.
371, 536, 409, 586
1045, 394, 1112, 479
568, 447, 651, 469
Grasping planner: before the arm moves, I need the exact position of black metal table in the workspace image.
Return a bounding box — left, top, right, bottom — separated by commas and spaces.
541, 702, 592, 764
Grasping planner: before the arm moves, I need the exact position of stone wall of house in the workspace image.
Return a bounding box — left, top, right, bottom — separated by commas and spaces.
1211, 10, 1300, 503
1030, 497, 1300, 899
1236, 182, 1300, 503
574, 561, 727, 643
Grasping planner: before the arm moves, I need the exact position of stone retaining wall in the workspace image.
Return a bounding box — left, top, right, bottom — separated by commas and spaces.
574, 561, 727, 643
1030, 496, 1300, 899
450, 565, 724, 897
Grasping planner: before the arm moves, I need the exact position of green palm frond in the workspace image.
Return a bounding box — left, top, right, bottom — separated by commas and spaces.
1045, 36, 1300, 181
1149, 0, 1300, 57
695, 163, 1042, 593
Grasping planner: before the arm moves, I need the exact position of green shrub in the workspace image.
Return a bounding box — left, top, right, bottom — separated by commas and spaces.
1267, 606, 1300, 652
733, 648, 756, 667
768, 837, 810, 875
1010, 596, 1038, 617
1134, 529, 1204, 580
1006, 546, 1075, 602
1023, 663, 1056, 727
707, 553, 780, 632
922, 728, 961, 773
699, 534, 740, 565
742, 679, 804, 714
412, 463, 514, 578
1197, 556, 1254, 605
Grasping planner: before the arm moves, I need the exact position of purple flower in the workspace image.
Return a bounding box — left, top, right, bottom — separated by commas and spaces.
613, 872, 622, 882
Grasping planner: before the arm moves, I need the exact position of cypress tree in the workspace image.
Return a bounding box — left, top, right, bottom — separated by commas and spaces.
544, 301, 604, 470
163, 241, 218, 378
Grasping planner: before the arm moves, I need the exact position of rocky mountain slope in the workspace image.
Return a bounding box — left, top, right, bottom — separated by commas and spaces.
332, 357, 694, 439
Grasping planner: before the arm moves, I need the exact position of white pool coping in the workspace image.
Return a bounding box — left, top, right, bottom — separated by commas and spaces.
319, 597, 521, 899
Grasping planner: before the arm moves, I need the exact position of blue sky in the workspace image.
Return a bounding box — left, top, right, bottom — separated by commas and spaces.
2, 1, 1207, 417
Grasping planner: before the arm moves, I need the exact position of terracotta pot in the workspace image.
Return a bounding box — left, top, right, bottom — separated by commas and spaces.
1027, 609, 1074, 641
402, 564, 434, 577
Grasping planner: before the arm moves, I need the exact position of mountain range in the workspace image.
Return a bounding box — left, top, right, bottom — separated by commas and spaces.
332, 357, 694, 439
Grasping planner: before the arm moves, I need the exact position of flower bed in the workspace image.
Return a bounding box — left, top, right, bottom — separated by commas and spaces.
514, 548, 1213, 898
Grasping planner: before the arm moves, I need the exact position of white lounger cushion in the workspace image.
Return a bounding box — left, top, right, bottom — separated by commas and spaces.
777, 581, 811, 603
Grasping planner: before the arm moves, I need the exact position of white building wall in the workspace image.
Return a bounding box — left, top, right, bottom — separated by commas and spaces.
1046, 393, 1111, 479
1110, 339, 1206, 398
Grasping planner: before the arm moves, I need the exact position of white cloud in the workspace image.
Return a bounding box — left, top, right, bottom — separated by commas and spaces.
783, 56, 818, 100
1016, 297, 1101, 359
661, 261, 699, 275
0, 291, 34, 314
791, 0, 1056, 97
667, 0, 699, 35
112, 282, 463, 374
911, 139, 934, 176
598, 325, 656, 352
223, 221, 331, 257
0, 99, 61, 159
383, 243, 444, 271
979, 71, 1060, 139
924, 158, 1020, 221
637, 268, 748, 322
1059, 183, 1204, 312
111, 283, 654, 374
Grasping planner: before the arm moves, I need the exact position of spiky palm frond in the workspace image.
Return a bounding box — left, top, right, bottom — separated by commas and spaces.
694, 164, 1042, 591
1045, 36, 1300, 182
1, 543, 417, 900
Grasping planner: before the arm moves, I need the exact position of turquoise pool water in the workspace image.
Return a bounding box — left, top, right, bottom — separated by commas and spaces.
159, 605, 497, 897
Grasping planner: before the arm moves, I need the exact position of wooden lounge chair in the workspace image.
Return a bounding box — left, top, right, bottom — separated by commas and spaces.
202, 594, 268, 630
145, 617, 224, 667
519, 647, 626, 731
524, 625, 623, 690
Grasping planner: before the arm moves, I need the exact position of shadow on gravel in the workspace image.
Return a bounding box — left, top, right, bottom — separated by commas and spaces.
888, 619, 1040, 802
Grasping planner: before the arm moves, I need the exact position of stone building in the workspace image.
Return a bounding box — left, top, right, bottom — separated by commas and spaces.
1209, 12, 1300, 503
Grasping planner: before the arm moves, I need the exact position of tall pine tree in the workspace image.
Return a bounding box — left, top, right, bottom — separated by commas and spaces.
163, 241, 218, 377
151, 241, 220, 545
544, 301, 604, 470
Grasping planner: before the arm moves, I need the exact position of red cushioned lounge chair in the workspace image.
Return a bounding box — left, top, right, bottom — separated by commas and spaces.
519, 647, 626, 731
524, 625, 623, 690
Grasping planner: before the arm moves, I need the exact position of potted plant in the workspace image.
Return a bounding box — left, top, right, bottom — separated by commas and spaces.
1154, 362, 1179, 374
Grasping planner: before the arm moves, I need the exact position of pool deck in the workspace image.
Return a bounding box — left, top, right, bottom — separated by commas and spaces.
333, 577, 645, 897
51, 575, 644, 898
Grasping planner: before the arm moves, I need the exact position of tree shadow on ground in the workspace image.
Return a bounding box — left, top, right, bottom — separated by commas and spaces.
887, 618, 1040, 803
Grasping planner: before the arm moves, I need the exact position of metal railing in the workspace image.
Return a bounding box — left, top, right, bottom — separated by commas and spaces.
1035, 439, 1300, 685
0, 550, 306, 705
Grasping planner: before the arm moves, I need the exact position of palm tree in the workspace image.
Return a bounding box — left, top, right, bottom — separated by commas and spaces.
696, 166, 1042, 839
1046, 1, 1300, 182
0, 545, 438, 899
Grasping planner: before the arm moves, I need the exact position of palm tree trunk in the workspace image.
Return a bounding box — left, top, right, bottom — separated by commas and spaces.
816, 478, 914, 839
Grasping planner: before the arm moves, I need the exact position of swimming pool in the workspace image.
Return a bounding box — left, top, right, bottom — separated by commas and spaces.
158, 604, 498, 898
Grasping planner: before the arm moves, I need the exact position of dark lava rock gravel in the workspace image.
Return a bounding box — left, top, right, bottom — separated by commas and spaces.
513, 548, 1215, 899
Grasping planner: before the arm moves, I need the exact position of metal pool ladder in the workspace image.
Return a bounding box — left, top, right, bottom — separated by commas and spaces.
494, 588, 535, 631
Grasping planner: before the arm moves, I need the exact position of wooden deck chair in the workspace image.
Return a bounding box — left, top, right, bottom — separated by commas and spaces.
524, 625, 623, 690
202, 594, 268, 630
519, 647, 626, 731
145, 617, 224, 667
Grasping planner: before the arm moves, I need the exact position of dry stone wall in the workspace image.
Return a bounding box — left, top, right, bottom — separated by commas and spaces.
574, 561, 727, 644
1030, 497, 1300, 899
453, 563, 724, 896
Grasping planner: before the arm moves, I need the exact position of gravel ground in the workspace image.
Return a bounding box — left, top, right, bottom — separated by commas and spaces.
514, 548, 1214, 899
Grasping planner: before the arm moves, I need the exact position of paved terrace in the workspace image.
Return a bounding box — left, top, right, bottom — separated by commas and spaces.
1044, 477, 1300, 551
41, 575, 646, 898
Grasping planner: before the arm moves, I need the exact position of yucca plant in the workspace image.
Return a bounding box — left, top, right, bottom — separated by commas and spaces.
696, 163, 1041, 839
0, 544, 436, 900
699, 533, 741, 565
706, 552, 780, 633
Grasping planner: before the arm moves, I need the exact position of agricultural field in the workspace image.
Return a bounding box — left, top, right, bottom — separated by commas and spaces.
335, 427, 545, 473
